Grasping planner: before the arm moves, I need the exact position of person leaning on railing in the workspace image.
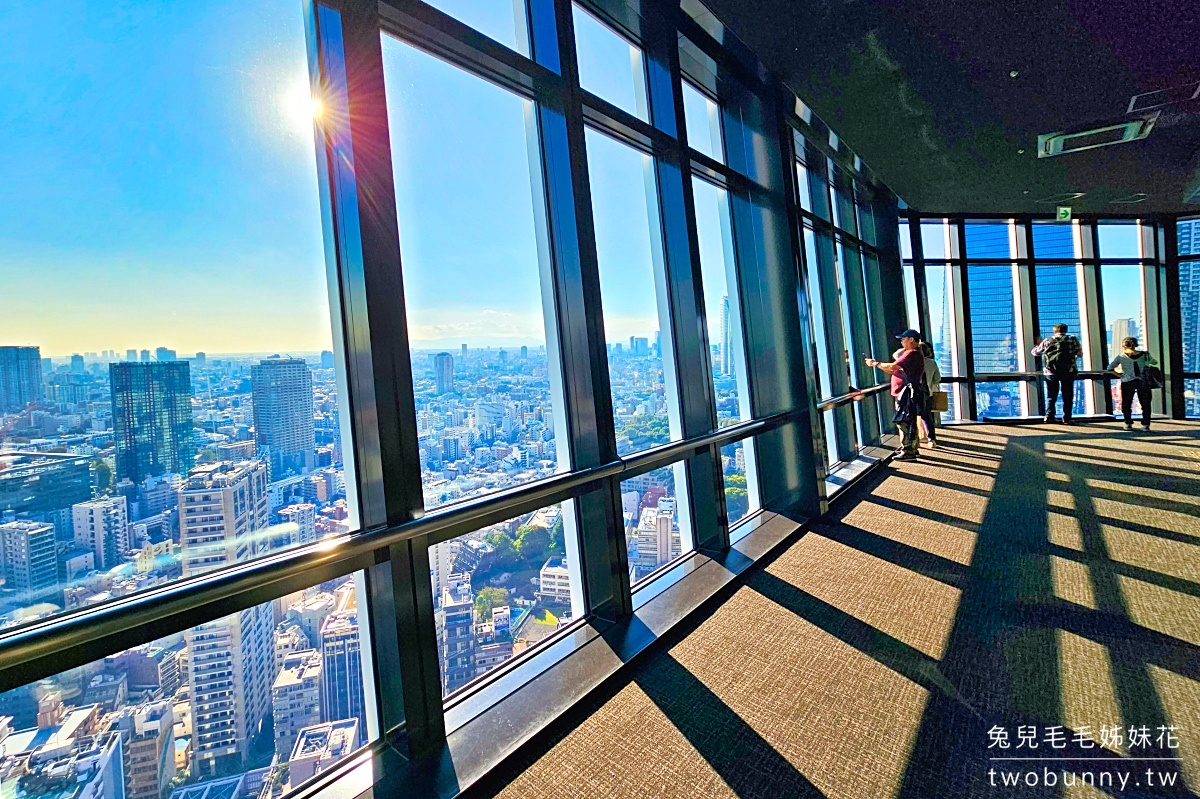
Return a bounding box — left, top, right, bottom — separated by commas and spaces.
1106, 336, 1161, 432
865, 329, 926, 461
1030, 322, 1082, 424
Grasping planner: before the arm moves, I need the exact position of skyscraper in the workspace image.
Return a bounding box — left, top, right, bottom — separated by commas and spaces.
110, 362, 195, 486
434, 352, 454, 395
1180, 218, 1200, 415
0, 346, 43, 413
719, 295, 733, 376
251, 357, 316, 477
180, 461, 274, 777
72, 495, 130, 570
965, 224, 1021, 416
154, 347, 176, 362
320, 584, 365, 732
0, 521, 59, 601
272, 649, 323, 758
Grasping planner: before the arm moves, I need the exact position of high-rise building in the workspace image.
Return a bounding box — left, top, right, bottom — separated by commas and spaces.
272, 649, 323, 758
277, 503, 318, 548
126, 349, 138, 362
320, 350, 335, 370
114, 700, 176, 799
965, 224, 1021, 415
720, 295, 733, 376
0, 450, 91, 524
70, 353, 85, 373
461, 343, 468, 358
110, 362, 195, 487
140, 349, 150, 363
435, 577, 475, 695
287, 719, 359, 787
434, 352, 454, 395
73, 496, 130, 570
320, 584, 365, 730
1180, 221, 1200, 416
180, 461, 273, 777
193, 352, 206, 368
251, 357, 316, 477
154, 347, 176, 363
0, 346, 43, 412
1109, 317, 1137, 348
0, 520, 59, 601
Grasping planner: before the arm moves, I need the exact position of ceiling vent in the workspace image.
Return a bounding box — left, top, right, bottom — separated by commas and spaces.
1037, 112, 1160, 158
1128, 81, 1200, 114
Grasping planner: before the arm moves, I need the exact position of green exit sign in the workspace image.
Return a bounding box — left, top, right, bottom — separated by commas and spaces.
1056, 206, 1072, 221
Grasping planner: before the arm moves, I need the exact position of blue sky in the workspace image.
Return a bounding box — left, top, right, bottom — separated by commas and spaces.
0, 1, 331, 357
0, 0, 1149, 362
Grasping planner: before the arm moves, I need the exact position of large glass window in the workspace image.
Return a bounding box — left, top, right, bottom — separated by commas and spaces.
430, 503, 580, 697
968, 264, 1020, 414
682, 81, 722, 162
585, 128, 674, 455
1100, 265, 1145, 359
572, 4, 647, 121
422, 0, 530, 55
1097, 222, 1142, 259
692, 178, 747, 426
1180, 218, 1200, 418
1036, 264, 1088, 418
621, 466, 689, 583
382, 35, 563, 510
0, 575, 373, 790
0, 1, 355, 628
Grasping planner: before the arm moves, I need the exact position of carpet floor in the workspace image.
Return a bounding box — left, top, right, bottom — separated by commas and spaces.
475, 422, 1200, 798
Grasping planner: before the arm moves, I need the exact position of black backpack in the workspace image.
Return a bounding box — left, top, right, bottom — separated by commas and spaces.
1131, 354, 1164, 389
1042, 335, 1079, 375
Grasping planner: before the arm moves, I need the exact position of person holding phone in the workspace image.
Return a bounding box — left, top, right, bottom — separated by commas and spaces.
865, 329, 925, 461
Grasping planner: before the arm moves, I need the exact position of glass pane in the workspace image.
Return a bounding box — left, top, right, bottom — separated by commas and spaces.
967, 265, 1018, 372
1031, 222, 1077, 259
423, 0, 528, 54
1097, 222, 1142, 259
1100, 264, 1145, 361
682, 81, 722, 162
925, 263, 956, 377
572, 4, 647, 121
0, 575, 373, 788
0, 1, 355, 625
920, 221, 948, 260
382, 37, 563, 510
964, 222, 1012, 259
795, 162, 812, 213
430, 503, 580, 696
830, 164, 857, 237
692, 178, 750, 426
585, 128, 673, 455
803, 229, 834, 399
807, 159, 831, 222
857, 194, 876, 246
621, 465, 689, 584
721, 441, 754, 525
1182, 259, 1200, 416
898, 221, 912, 260
976, 381, 1023, 419
902, 262, 920, 332
1035, 264, 1087, 418
1184, 379, 1200, 418
1178, 217, 1200, 257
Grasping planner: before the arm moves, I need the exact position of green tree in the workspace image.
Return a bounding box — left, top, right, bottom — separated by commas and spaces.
484, 531, 519, 568
92, 459, 113, 492
725, 473, 747, 491
474, 587, 509, 620
548, 517, 565, 556
725, 487, 748, 520
514, 524, 551, 563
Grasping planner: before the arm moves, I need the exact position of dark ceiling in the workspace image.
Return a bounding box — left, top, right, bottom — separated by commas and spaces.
705, 0, 1200, 215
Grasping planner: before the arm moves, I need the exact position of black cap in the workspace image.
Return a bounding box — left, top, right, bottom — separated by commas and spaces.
895, 329, 921, 340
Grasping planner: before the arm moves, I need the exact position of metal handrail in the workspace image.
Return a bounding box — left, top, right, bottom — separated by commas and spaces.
0, 408, 803, 692
949, 370, 1118, 382
816, 382, 888, 412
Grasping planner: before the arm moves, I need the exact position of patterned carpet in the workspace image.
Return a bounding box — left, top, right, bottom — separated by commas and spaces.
472, 422, 1200, 799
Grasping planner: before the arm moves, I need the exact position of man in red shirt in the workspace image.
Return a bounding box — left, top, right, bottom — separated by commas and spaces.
865, 329, 926, 460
